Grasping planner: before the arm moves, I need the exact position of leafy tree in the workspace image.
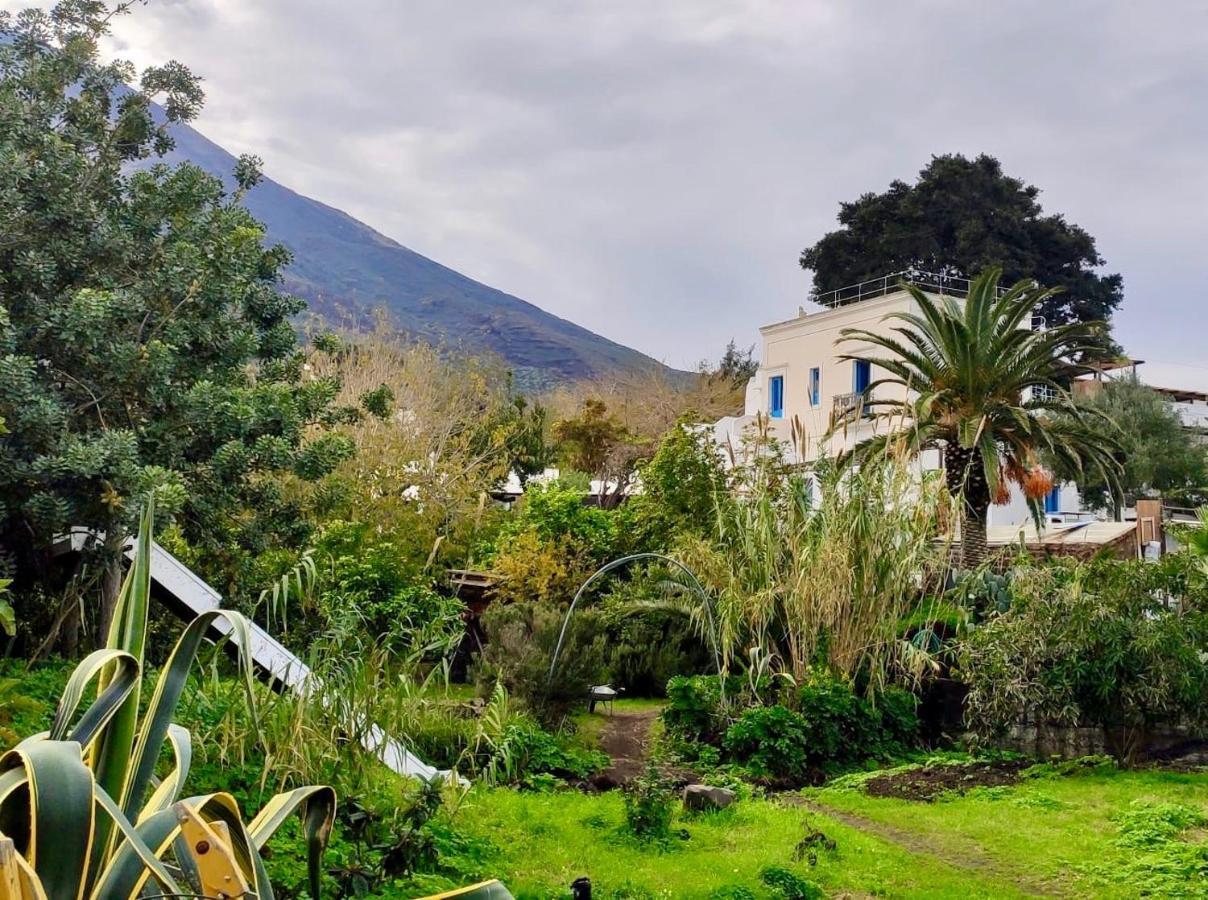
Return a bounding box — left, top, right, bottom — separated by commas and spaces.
1056, 376, 1207, 518
0, 2, 354, 640
801, 154, 1123, 350
838, 268, 1121, 567
700, 339, 758, 390
625, 422, 727, 550
551, 398, 641, 507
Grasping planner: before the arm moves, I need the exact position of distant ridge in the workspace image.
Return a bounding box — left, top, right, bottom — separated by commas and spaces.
161, 119, 674, 384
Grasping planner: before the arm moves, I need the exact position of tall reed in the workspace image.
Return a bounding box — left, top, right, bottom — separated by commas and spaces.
682, 438, 949, 695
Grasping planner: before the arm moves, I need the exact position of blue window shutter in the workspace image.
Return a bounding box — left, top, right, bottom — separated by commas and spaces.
1044, 486, 1060, 514
854, 360, 871, 393
769, 376, 784, 418
809, 367, 820, 406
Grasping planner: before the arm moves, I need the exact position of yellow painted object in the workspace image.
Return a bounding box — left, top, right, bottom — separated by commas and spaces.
0, 837, 47, 900
177, 802, 252, 899
418, 879, 515, 899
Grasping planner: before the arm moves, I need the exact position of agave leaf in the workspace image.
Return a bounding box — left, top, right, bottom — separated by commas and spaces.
136, 725, 192, 825
91, 496, 156, 878
91, 782, 182, 898
90, 805, 184, 900
122, 609, 258, 824
247, 784, 336, 898
50, 649, 139, 748
0, 741, 95, 898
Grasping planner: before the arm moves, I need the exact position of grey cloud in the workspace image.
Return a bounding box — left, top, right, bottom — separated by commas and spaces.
5, 0, 1205, 369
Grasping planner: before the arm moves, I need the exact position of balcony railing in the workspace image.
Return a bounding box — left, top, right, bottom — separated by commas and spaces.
832, 390, 872, 423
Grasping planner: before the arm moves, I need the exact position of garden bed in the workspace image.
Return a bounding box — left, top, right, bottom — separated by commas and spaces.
862, 759, 1032, 801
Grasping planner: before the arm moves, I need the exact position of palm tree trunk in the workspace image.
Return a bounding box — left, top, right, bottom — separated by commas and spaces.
944, 443, 992, 569
961, 502, 989, 569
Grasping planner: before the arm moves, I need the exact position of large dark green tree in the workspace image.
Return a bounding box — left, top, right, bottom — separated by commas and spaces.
0, 2, 354, 644
838, 269, 1122, 567
802, 154, 1123, 347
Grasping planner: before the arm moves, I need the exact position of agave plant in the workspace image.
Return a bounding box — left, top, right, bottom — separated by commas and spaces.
0, 496, 335, 898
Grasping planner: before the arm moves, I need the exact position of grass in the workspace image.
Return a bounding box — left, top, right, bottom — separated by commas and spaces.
7, 661, 1206, 897
440, 762, 1208, 898
807, 764, 1208, 898
451, 787, 1022, 898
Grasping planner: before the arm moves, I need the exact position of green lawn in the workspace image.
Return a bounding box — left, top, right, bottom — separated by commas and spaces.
444, 766, 1208, 899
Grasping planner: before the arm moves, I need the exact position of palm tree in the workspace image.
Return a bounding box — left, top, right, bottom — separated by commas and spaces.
837, 268, 1122, 568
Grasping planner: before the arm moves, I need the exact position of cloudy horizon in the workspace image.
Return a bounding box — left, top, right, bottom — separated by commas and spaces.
14, 0, 1206, 372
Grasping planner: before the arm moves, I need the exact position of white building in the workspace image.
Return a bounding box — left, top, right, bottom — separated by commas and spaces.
712, 273, 1077, 528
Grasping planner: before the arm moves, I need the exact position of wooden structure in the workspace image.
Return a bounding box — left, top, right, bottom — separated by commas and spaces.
982, 520, 1142, 562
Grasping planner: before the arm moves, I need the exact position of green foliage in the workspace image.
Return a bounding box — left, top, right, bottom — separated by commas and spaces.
0, 3, 354, 622
0, 576, 13, 636
959, 558, 1208, 761
316, 521, 464, 658
662, 674, 738, 744
622, 764, 678, 841
0, 497, 334, 897
1093, 801, 1208, 896
477, 601, 607, 726
625, 423, 726, 550
838, 267, 1122, 568
552, 398, 637, 495
1057, 374, 1208, 514
948, 568, 1013, 622
801, 153, 1123, 338
672, 670, 921, 781
759, 865, 824, 899
493, 481, 618, 561
683, 442, 946, 689
723, 705, 811, 781
602, 600, 713, 696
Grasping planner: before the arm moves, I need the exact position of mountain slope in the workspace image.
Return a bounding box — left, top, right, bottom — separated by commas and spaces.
165, 120, 669, 382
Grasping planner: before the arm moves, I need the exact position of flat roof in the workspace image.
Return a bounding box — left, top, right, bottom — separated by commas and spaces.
985, 520, 1137, 547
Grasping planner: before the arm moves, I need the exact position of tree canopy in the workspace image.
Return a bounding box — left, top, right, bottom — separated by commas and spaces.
0, 3, 355, 637
801, 154, 1123, 348
1056, 376, 1208, 516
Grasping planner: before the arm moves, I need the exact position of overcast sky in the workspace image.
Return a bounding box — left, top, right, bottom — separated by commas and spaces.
18, 0, 1208, 371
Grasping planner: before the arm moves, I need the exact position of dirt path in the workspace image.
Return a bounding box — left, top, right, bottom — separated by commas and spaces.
793, 798, 1058, 897
593, 707, 661, 789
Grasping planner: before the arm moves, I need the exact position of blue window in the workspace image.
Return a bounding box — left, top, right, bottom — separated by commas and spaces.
853, 359, 871, 394
809, 367, 820, 406
1044, 486, 1060, 514
769, 375, 784, 418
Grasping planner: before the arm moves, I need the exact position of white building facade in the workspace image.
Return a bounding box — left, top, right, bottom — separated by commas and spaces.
713, 275, 1078, 528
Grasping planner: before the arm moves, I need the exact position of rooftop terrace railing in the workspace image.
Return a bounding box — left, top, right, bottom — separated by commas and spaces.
813, 269, 1004, 309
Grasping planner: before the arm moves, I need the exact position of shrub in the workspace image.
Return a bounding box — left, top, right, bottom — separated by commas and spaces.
316, 521, 465, 657
489, 480, 617, 562
877, 685, 923, 747
603, 597, 713, 696
622, 764, 678, 840
959, 558, 1208, 762
759, 865, 824, 900
489, 530, 593, 606
663, 674, 737, 743
486, 715, 608, 785
723, 705, 810, 780
477, 601, 607, 725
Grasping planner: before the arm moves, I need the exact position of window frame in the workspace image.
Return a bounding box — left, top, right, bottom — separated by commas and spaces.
769, 374, 785, 419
